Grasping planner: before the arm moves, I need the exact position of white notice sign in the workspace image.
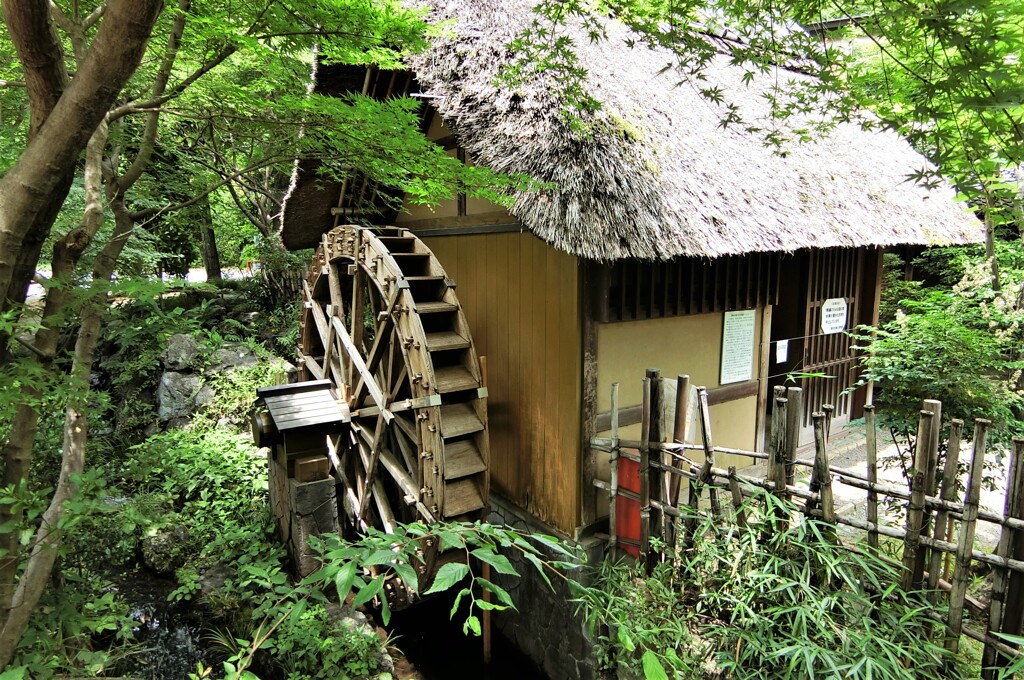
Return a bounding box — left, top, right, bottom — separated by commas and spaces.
775, 339, 789, 364
820, 298, 848, 335
720, 310, 756, 385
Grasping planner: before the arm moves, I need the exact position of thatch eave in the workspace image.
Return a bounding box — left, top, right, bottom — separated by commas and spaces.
402, 0, 983, 261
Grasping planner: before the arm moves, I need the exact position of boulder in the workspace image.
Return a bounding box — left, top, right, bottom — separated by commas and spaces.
157, 372, 204, 421
205, 344, 259, 375
162, 334, 202, 371
141, 525, 190, 574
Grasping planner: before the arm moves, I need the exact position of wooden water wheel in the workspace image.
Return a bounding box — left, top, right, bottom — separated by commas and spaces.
297, 225, 489, 533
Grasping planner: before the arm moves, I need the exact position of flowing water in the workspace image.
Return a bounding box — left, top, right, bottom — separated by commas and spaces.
114, 573, 210, 679
387, 590, 548, 680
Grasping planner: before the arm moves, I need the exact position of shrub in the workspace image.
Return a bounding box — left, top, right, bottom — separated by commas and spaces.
575, 492, 962, 680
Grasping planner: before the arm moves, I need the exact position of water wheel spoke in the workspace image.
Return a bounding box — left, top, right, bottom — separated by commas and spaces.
299, 225, 488, 533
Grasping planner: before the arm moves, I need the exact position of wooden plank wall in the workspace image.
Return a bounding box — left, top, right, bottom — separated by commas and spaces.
422, 231, 582, 534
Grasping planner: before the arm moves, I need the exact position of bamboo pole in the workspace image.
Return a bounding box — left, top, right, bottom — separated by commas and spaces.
697, 387, 721, 518
987, 438, 1024, 674
822, 403, 834, 444
946, 419, 990, 653
918, 399, 943, 587
810, 413, 836, 524
769, 395, 788, 493
728, 466, 747, 528
1000, 438, 1024, 636
647, 369, 663, 567
865, 405, 880, 552
667, 375, 692, 546
608, 383, 620, 559
982, 438, 1021, 677
928, 419, 963, 598
639, 376, 652, 568
902, 409, 934, 591
785, 386, 803, 488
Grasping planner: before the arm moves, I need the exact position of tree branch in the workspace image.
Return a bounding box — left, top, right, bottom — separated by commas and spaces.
2, 0, 70, 135
129, 153, 298, 223
119, 0, 191, 190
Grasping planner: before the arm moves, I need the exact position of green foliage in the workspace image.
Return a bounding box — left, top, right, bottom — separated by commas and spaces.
9, 568, 135, 676
575, 492, 962, 680
855, 255, 1024, 446
98, 281, 203, 393
575, 557, 701, 678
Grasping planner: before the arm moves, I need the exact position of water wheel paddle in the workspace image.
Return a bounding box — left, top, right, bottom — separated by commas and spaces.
298, 225, 489, 532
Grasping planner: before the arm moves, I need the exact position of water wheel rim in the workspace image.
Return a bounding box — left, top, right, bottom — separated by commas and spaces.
298, 225, 489, 531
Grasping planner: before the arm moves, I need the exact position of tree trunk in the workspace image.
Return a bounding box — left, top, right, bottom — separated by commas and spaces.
0, 0, 162, 308
0, 123, 109, 627
198, 193, 222, 282
0, 186, 133, 669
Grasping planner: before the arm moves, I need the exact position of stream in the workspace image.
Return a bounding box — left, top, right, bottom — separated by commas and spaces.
114, 570, 547, 679
114, 572, 211, 679
387, 590, 548, 680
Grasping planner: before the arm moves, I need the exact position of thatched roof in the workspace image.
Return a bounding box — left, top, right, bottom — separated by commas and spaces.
399, 0, 982, 260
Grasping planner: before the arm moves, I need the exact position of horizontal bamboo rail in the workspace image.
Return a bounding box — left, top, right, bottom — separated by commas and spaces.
592, 375, 1024, 674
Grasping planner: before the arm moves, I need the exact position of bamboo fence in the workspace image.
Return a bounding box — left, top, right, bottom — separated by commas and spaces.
591, 372, 1024, 678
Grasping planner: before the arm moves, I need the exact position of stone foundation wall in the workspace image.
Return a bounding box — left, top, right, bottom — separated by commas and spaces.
488, 496, 605, 680
267, 456, 339, 576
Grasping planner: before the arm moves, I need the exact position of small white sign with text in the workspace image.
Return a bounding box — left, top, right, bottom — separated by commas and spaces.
820, 298, 848, 335
720, 310, 756, 385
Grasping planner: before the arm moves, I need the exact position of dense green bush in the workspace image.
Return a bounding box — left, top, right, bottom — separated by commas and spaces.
575, 492, 961, 680
857, 248, 1024, 456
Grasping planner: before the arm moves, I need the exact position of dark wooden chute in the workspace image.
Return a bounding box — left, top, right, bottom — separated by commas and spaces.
298, 225, 490, 533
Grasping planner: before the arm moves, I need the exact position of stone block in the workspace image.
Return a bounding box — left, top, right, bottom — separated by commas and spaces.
289, 477, 335, 515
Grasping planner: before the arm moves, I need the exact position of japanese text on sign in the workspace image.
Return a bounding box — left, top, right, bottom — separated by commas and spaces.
720, 310, 756, 385
820, 298, 848, 335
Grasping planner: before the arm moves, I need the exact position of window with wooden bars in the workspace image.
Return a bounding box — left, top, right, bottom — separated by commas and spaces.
599, 252, 781, 322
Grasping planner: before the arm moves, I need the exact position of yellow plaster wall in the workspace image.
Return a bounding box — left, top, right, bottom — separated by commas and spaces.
596, 312, 762, 459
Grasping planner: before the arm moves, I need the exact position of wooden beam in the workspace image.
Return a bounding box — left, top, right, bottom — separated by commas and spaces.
581, 260, 600, 526
331, 315, 393, 423
594, 380, 759, 432
351, 283, 406, 406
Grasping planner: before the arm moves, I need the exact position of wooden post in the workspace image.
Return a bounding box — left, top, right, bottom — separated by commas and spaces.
821, 403, 834, 444
809, 412, 836, 524
668, 375, 692, 523
918, 399, 943, 586
580, 262, 600, 527
928, 419, 963, 598
608, 383, 620, 559
639, 376, 652, 569
755, 305, 773, 452
480, 356, 491, 666
865, 405, 880, 552
902, 409, 934, 591
988, 438, 1024, 674
697, 387, 721, 519
647, 369, 663, 566
785, 386, 803, 488
769, 393, 788, 494
946, 419, 989, 653
349, 229, 365, 390
663, 374, 688, 544
728, 466, 747, 528
1001, 438, 1024, 630
982, 438, 1022, 676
